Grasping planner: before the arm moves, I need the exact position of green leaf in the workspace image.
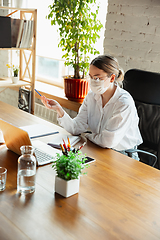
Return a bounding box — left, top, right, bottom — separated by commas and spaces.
46, 0, 103, 78
52, 150, 88, 180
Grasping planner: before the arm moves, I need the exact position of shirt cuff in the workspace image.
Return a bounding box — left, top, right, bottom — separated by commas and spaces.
58, 111, 66, 124
57, 111, 71, 126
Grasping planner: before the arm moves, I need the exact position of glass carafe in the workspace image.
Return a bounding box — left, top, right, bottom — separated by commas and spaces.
17, 145, 36, 194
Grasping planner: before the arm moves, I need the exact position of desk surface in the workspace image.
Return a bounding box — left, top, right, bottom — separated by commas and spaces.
0, 101, 160, 240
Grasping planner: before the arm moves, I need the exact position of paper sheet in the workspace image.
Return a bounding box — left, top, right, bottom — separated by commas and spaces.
20, 124, 59, 139
0, 130, 4, 143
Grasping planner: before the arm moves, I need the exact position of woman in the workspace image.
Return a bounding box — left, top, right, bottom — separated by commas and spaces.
41, 54, 142, 159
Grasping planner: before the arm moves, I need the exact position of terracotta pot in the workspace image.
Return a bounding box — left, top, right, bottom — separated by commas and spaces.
64, 77, 89, 103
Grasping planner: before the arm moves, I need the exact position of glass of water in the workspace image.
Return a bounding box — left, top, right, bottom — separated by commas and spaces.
0, 167, 7, 191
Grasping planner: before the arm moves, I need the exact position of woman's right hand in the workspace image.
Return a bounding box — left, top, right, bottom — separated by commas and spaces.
41, 96, 64, 118
41, 96, 57, 110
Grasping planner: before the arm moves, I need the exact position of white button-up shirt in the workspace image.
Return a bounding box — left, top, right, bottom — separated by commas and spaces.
58, 84, 143, 151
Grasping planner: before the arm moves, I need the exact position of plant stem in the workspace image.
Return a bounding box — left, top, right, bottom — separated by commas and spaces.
74, 42, 80, 79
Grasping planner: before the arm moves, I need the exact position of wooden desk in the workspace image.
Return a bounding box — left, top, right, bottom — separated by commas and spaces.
0, 101, 160, 240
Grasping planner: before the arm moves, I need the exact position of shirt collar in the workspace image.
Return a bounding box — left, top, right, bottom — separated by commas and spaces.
107, 82, 121, 105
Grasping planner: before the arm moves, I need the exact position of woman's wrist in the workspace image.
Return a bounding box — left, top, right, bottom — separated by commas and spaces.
56, 105, 64, 118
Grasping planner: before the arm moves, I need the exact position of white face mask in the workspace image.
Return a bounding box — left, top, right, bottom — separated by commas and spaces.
90, 78, 109, 94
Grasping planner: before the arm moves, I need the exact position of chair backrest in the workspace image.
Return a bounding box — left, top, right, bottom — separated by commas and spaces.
123, 69, 160, 149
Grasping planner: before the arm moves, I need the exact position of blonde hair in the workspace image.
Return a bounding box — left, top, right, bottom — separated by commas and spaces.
90, 54, 124, 83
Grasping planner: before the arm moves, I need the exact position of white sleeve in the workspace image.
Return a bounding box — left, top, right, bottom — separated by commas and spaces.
58, 97, 89, 135
85, 102, 133, 148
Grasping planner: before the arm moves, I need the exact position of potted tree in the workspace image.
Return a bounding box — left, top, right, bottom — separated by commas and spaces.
52, 141, 88, 197
47, 0, 103, 102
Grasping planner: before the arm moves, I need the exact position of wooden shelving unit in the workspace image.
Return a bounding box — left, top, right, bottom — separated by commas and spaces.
0, 6, 37, 114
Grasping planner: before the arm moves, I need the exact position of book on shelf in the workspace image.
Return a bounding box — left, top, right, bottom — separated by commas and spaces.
0, 16, 34, 49
23, 20, 31, 48
23, 20, 34, 48
27, 20, 34, 48
19, 20, 34, 48
16, 19, 24, 48
19, 20, 27, 48
11, 18, 22, 47
0, 16, 11, 48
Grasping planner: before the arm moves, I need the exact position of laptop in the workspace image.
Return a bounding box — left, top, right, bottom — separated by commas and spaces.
0, 119, 61, 166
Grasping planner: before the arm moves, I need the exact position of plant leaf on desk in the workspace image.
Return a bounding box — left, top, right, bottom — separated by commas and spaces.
52, 151, 88, 181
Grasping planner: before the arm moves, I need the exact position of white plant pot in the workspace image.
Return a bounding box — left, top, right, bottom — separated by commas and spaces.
55, 176, 80, 198
12, 76, 19, 84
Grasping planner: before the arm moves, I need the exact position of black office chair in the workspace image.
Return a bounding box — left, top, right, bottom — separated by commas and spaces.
123, 69, 160, 169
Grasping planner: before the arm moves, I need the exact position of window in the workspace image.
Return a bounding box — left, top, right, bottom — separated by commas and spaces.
11, 0, 108, 88
36, 56, 65, 87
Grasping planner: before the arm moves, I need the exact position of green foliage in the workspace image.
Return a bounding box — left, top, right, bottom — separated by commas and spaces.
52, 150, 87, 181
47, 0, 103, 79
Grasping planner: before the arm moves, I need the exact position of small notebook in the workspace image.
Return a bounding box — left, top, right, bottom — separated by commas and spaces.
48, 133, 81, 149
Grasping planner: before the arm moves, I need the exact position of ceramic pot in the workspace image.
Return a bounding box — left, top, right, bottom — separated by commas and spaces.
64, 77, 89, 103
12, 76, 19, 84
55, 176, 80, 198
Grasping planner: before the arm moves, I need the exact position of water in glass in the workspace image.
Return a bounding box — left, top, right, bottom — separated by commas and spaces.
17, 146, 36, 194
0, 167, 7, 191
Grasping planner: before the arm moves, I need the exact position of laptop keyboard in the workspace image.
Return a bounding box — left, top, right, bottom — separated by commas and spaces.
34, 148, 54, 166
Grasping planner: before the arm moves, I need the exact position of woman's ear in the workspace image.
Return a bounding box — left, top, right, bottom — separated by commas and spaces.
110, 74, 116, 83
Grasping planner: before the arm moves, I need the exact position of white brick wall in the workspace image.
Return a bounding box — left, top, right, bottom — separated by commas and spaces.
0, 51, 8, 77
104, 0, 160, 72
0, 88, 19, 107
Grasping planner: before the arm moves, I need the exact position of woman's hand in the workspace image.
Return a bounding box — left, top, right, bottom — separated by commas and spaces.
41, 96, 57, 110
41, 96, 64, 118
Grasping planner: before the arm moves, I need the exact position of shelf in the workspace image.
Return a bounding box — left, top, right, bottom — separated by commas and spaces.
0, 47, 33, 50
0, 6, 37, 114
0, 77, 30, 88
0, 6, 36, 11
